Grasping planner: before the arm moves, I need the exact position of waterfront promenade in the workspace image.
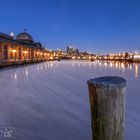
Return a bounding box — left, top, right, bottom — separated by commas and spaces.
0, 61, 140, 140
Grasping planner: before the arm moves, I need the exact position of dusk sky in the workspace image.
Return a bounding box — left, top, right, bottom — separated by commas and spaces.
0, 0, 140, 54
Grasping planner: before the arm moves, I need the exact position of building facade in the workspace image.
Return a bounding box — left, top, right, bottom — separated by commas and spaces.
66, 46, 79, 56
0, 31, 51, 66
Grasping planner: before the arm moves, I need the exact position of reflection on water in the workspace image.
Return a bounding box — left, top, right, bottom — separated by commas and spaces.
135, 64, 139, 78
11, 72, 17, 80
9, 60, 140, 80
37, 66, 40, 71
129, 64, 132, 70
69, 60, 139, 79
40, 66, 43, 71
14, 73, 17, 80
97, 61, 133, 69
104, 62, 107, 67
50, 63, 53, 68
88, 63, 91, 68
98, 61, 139, 78
5, 60, 140, 140
25, 69, 28, 77
72, 63, 75, 67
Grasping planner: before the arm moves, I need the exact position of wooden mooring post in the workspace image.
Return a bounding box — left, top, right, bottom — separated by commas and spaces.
87, 76, 126, 140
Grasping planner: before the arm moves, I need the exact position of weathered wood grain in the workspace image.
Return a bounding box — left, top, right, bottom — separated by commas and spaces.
87, 76, 126, 140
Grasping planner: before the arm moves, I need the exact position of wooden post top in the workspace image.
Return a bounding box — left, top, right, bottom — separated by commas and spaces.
87, 76, 126, 88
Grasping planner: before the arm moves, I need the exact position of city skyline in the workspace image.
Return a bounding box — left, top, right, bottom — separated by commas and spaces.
0, 0, 140, 54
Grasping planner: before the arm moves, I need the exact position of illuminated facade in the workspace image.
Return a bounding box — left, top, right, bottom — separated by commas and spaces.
0, 31, 51, 66
66, 46, 79, 56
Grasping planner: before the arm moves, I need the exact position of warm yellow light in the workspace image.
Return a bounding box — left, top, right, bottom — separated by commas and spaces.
121, 63, 124, 68
110, 63, 113, 67
11, 50, 16, 53
134, 55, 140, 59
129, 65, 132, 70
77, 56, 80, 59
23, 51, 27, 54
72, 56, 75, 59
115, 63, 118, 68
104, 62, 107, 67
88, 56, 91, 59
135, 64, 139, 78
50, 56, 53, 60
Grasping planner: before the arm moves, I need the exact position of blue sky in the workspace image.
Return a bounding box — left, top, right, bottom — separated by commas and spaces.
0, 0, 140, 54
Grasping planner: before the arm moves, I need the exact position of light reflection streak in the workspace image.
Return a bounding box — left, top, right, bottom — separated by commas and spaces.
40, 66, 43, 71
110, 62, 113, 67
95, 61, 139, 78
25, 69, 28, 77
37, 66, 40, 71
10, 61, 138, 79
135, 64, 139, 78
104, 62, 107, 67
10, 73, 17, 80
129, 64, 132, 70
88, 63, 91, 68
50, 63, 53, 68
14, 73, 17, 80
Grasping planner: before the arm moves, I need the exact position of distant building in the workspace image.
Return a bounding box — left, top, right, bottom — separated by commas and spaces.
66, 46, 79, 56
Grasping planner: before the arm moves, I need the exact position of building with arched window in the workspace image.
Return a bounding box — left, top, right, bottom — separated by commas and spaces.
0, 31, 50, 66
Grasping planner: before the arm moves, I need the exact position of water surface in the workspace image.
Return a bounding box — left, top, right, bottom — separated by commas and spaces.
0, 60, 140, 140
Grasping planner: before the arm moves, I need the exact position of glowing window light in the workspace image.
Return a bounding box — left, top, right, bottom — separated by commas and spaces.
72, 56, 76, 59
77, 56, 80, 59
134, 55, 140, 59
23, 51, 28, 54
50, 56, 53, 60
88, 56, 91, 59
12, 50, 16, 53
10, 48, 17, 53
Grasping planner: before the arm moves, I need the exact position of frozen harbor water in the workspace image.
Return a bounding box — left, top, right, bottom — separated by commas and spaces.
0, 60, 140, 140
